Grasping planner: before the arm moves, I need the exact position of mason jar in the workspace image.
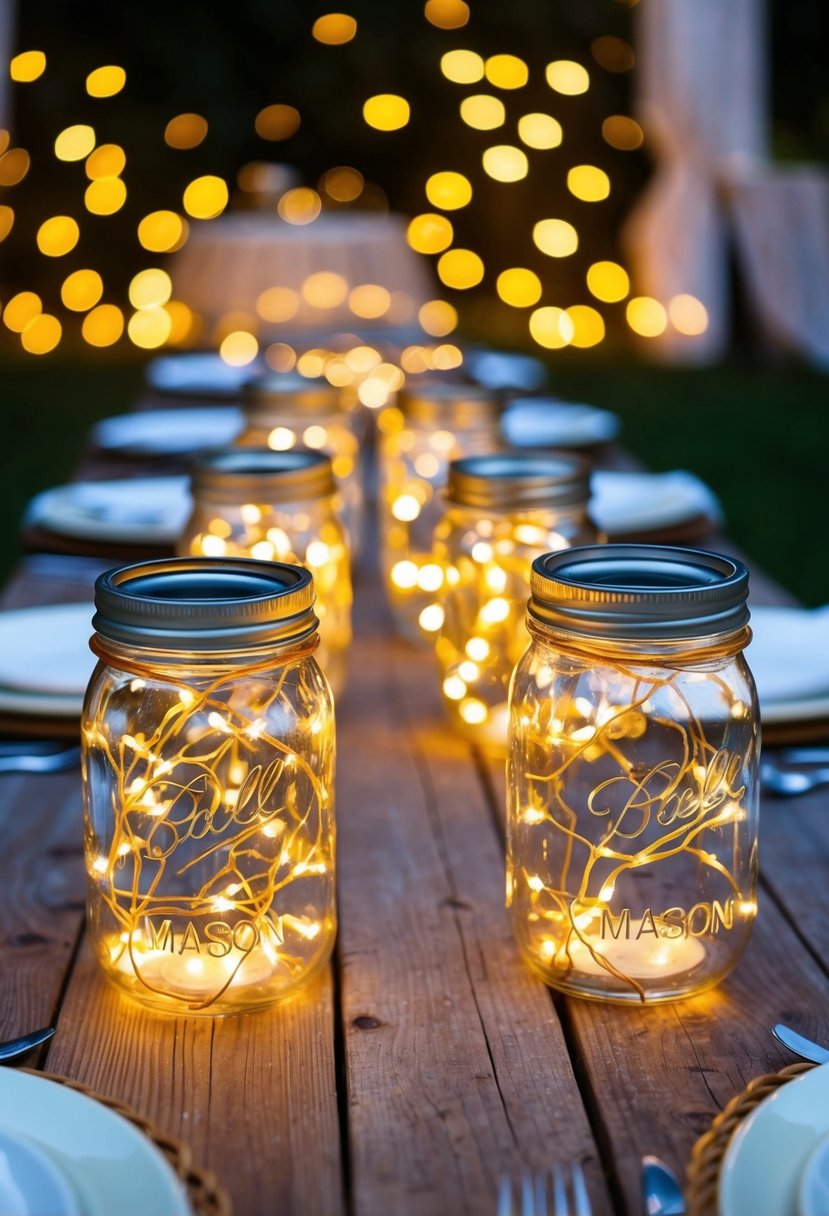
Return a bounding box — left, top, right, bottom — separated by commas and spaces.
236, 371, 365, 556
378, 379, 502, 645
177, 449, 352, 697
507, 544, 759, 1004
432, 453, 597, 749
82, 557, 336, 1017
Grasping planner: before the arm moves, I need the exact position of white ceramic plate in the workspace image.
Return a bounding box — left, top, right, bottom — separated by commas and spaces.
0, 603, 94, 698
719, 1064, 829, 1216
800, 1133, 829, 1216
0, 1127, 80, 1216
589, 470, 722, 536
501, 398, 621, 448
749, 605, 829, 724
91, 407, 243, 456
146, 352, 257, 397
25, 477, 192, 544
0, 1070, 190, 1216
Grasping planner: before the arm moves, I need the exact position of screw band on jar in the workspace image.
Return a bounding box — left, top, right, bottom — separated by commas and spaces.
528, 544, 750, 642
189, 448, 337, 505
243, 371, 344, 418
446, 452, 591, 511
92, 556, 319, 653
398, 379, 502, 429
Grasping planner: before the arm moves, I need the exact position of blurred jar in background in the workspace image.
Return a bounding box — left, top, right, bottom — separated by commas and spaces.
178, 449, 352, 696
236, 372, 365, 557
433, 454, 596, 749
378, 380, 502, 646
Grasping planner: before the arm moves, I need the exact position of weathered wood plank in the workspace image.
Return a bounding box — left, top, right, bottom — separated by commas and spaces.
0, 770, 86, 1043
336, 586, 611, 1215
46, 948, 345, 1216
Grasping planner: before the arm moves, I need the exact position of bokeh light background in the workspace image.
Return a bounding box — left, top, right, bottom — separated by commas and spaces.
3, 0, 826, 362
1, 0, 656, 360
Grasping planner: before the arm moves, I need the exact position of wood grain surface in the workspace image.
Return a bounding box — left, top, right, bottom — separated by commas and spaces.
1, 471, 828, 1215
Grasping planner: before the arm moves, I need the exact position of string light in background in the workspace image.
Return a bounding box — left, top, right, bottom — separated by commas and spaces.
0, 15, 707, 359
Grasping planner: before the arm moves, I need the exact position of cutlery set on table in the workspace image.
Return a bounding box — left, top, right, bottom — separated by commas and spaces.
491, 1025, 829, 1215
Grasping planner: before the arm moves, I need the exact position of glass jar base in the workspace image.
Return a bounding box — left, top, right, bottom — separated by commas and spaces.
521, 953, 741, 1005
98, 939, 335, 1017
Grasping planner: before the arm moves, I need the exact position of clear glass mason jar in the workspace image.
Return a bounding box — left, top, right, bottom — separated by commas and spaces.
378, 379, 502, 645
236, 371, 365, 557
432, 454, 597, 750
177, 449, 352, 698
83, 557, 336, 1017
507, 544, 759, 1004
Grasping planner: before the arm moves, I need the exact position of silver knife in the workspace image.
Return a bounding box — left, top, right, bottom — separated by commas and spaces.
641, 1155, 685, 1215
772, 1023, 829, 1065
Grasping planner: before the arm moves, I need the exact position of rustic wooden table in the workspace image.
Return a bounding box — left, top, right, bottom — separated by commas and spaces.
2, 449, 829, 1216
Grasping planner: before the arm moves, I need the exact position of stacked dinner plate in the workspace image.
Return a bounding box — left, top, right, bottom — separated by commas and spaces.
0, 1070, 192, 1215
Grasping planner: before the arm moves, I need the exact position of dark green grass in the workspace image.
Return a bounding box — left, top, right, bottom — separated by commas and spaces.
546, 360, 829, 606
1, 352, 827, 605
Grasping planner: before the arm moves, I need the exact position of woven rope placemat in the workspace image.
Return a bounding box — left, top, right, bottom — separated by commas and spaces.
22, 1068, 234, 1216
685, 1061, 814, 1215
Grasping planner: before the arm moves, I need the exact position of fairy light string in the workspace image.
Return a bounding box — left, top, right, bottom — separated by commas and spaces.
511, 626, 756, 1001
86, 634, 333, 1013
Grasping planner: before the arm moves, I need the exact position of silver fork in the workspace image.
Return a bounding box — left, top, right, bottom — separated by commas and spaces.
497, 1162, 592, 1215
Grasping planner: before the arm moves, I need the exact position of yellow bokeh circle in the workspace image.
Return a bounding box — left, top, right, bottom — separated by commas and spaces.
418, 299, 458, 337
21, 313, 62, 355
312, 13, 357, 44
586, 261, 630, 303
533, 218, 578, 258
128, 307, 173, 349
567, 165, 610, 202
85, 144, 126, 179
55, 125, 96, 162
496, 268, 542, 308
82, 304, 125, 347
129, 268, 173, 310
37, 216, 80, 257
565, 305, 605, 348
138, 210, 186, 253
220, 331, 260, 366
363, 94, 410, 131
626, 296, 668, 337
61, 269, 104, 312
437, 249, 484, 290
407, 213, 454, 255
425, 171, 472, 210
529, 306, 575, 349
10, 51, 46, 82
3, 292, 42, 332
85, 176, 127, 215
182, 175, 229, 220
86, 65, 126, 97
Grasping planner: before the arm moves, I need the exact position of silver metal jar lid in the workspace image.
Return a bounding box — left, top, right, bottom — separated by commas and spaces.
93, 557, 317, 652
398, 379, 502, 429
447, 453, 591, 511
529, 544, 750, 641
243, 371, 343, 417
190, 448, 335, 504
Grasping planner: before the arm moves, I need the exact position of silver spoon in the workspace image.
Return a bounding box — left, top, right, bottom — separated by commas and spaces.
0, 1026, 55, 1062
772, 1023, 829, 1065
760, 761, 829, 798
641, 1156, 686, 1215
